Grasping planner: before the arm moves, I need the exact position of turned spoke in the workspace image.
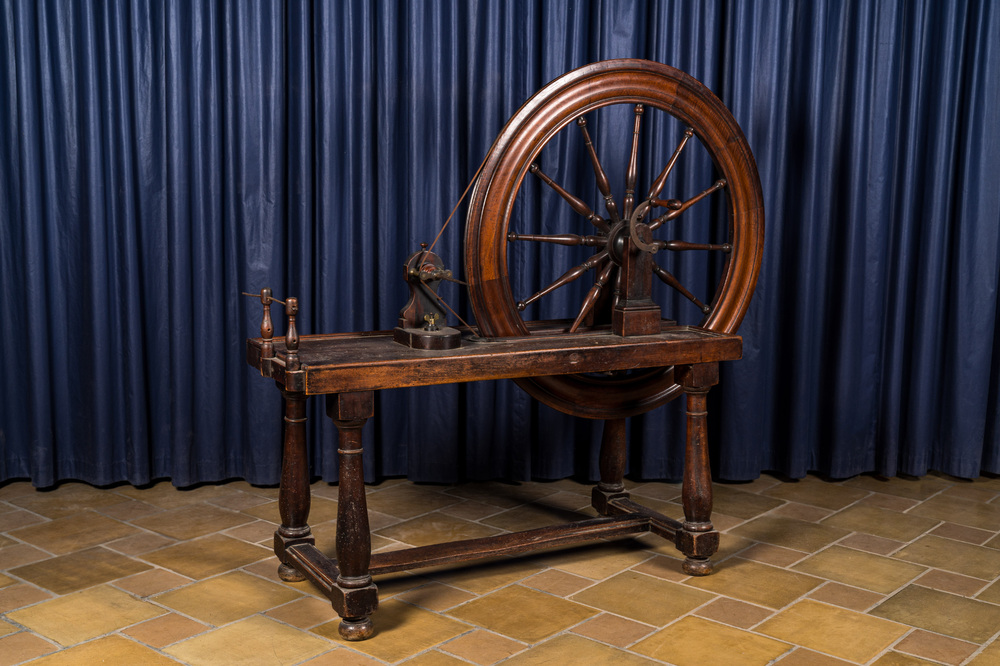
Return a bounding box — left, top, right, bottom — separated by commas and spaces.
569, 261, 616, 333
577, 117, 621, 225
649, 180, 726, 231
507, 232, 606, 247
517, 250, 609, 311
652, 262, 710, 314
529, 163, 609, 232
654, 240, 732, 253
647, 128, 694, 199
623, 104, 644, 220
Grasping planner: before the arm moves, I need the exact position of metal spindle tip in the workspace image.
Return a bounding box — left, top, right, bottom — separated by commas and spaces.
634, 104, 644, 114
723, 244, 733, 253
529, 163, 539, 173
516, 301, 527, 312
684, 127, 695, 137
576, 116, 587, 126
702, 305, 711, 314
716, 179, 727, 188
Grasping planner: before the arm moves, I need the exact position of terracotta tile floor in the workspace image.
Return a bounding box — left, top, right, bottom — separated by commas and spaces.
1, 473, 1000, 664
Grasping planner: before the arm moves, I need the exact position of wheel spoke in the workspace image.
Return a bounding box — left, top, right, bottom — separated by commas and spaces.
654, 240, 732, 253
569, 262, 616, 333
652, 262, 710, 314
517, 250, 609, 311
623, 104, 644, 219
529, 163, 609, 232
647, 128, 694, 199
648, 179, 726, 231
577, 117, 621, 224
507, 232, 606, 247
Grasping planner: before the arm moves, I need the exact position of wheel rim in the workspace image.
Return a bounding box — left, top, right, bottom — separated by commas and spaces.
465, 59, 763, 419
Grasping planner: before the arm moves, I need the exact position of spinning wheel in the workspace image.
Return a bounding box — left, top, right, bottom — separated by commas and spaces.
466, 59, 763, 418
244, 59, 763, 641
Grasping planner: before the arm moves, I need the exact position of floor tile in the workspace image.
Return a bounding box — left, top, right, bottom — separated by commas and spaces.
837, 533, 905, 556
931, 521, 996, 545
366, 484, 461, 518
113, 568, 191, 597
224, 518, 277, 543
893, 535, 1000, 580
685, 558, 823, 608
857, 492, 922, 512
633, 615, 791, 665
872, 585, 1000, 643
915, 568, 989, 597
166, 614, 332, 665
438, 499, 505, 522
711, 485, 784, 519
0, 543, 50, 570
7, 483, 126, 519
424, 557, 543, 594
872, 652, 957, 665
758, 599, 908, 663
395, 581, 477, 611
763, 478, 868, 510
522, 569, 593, 596
908, 494, 1000, 531
0, 584, 52, 613
821, 504, 939, 541
894, 629, 978, 665
94, 498, 164, 521
314, 598, 469, 662
406, 651, 471, 666
771, 502, 835, 522
374, 512, 502, 548
806, 582, 885, 611
630, 482, 682, 502
0, 508, 47, 531
629, 554, 689, 581
104, 531, 176, 556
113, 481, 241, 510
535, 540, 655, 580
572, 570, 713, 625
25, 634, 177, 666
774, 648, 854, 665
140, 533, 270, 579
969, 639, 1000, 664
570, 612, 654, 647
266, 596, 339, 629
130, 503, 253, 540
792, 545, 926, 594
737, 543, 808, 567
0, 631, 57, 666
7, 584, 163, 646
843, 475, 951, 500
976, 578, 1000, 604
444, 481, 557, 510
451, 584, 597, 642
695, 597, 774, 629
121, 612, 208, 648
730, 515, 850, 552
481, 502, 593, 532
10, 546, 150, 595
154, 570, 302, 625
0, 620, 14, 637
506, 633, 658, 665
440, 629, 526, 664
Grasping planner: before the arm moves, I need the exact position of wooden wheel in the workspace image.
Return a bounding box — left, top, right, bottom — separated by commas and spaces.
465, 60, 763, 419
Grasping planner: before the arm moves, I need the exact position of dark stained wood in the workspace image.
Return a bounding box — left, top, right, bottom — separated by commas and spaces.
249, 58, 763, 642
246, 326, 741, 395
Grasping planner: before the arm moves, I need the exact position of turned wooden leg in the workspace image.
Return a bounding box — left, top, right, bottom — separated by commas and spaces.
275, 390, 313, 582
592, 418, 629, 514
676, 364, 720, 576
327, 392, 378, 641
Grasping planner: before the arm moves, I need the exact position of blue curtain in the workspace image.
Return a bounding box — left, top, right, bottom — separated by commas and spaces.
2, 0, 998, 488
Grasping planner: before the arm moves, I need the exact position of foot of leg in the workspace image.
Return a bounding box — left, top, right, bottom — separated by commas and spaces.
339, 616, 375, 641
277, 562, 306, 582
683, 557, 714, 576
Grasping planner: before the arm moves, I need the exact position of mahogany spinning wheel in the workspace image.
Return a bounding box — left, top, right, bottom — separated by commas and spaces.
245, 59, 764, 641
466, 59, 763, 418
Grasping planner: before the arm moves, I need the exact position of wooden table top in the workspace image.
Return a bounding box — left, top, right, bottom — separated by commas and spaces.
247, 325, 741, 395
